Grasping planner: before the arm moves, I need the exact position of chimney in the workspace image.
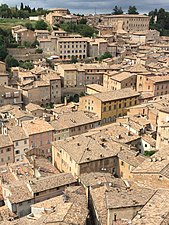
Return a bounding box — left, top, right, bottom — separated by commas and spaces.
64, 97, 67, 106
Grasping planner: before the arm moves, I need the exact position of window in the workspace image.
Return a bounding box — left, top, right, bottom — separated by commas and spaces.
15, 141, 18, 146
7, 156, 10, 161
6, 148, 11, 152
104, 107, 106, 112
16, 150, 20, 155
114, 105, 116, 110
35, 193, 39, 196
121, 161, 124, 166
145, 144, 147, 147
109, 106, 111, 110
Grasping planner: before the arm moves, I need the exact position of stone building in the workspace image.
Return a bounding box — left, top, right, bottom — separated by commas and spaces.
0, 86, 22, 107
22, 119, 54, 160
101, 14, 150, 33
0, 134, 14, 166
79, 88, 140, 124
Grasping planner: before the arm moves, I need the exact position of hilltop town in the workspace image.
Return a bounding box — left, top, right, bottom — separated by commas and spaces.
0, 4, 169, 225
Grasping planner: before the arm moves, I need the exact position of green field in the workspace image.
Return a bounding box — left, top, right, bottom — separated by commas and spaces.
0, 18, 37, 30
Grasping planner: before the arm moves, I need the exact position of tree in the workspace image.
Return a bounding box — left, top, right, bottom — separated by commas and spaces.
71, 56, 78, 64
128, 6, 139, 14
25, 22, 34, 30
60, 22, 98, 37
31, 40, 39, 48
112, 6, 123, 15
20, 2, 24, 10
99, 52, 112, 61
0, 4, 12, 18
79, 18, 87, 24
19, 61, 34, 70
148, 8, 169, 36
35, 20, 48, 30
35, 48, 43, 54
5, 55, 19, 68
0, 45, 8, 61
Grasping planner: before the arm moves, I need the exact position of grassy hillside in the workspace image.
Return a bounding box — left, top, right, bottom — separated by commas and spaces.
0, 18, 37, 30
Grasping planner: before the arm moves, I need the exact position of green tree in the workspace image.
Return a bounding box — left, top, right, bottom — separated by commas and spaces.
0, 45, 8, 61
5, 55, 19, 68
19, 61, 34, 70
35, 48, 43, 53
60, 22, 98, 37
128, 6, 139, 14
0, 4, 12, 18
35, 20, 48, 30
20, 2, 24, 10
112, 6, 123, 15
25, 22, 34, 30
99, 52, 112, 61
79, 18, 87, 24
71, 55, 78, 64
73, 94, 79, 103
31, 40, 39, 48
148, 8, 169, 36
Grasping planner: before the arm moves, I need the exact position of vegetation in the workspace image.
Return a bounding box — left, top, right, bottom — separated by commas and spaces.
71, 56, 78, 64
98, 52, 112, 61
60, 22, 98, 37
0, 28, 16, 60
46, 58, 55, 70
61, 93, 84, 104
112, 6, 123, 15
144, 151, 156, 157
128, 6, 139, 15
0, 3, 47, 19
35, 48, 43, 54
19, 61, 34, 70
149, 8, 169, 36
5, 55, 19, 68
35, 20, 48, 30
79, 18, 87, 24
25, 22, 34, 30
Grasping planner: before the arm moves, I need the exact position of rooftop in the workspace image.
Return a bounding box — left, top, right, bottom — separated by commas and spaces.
92, 88, 139, 102
50, 111, 100, 130
26, 186, 88, 225
8, 126, 28, 142
103, 14, 149, 18
25, 103, 43, 112
110, 72, 136, 82
0, 135, 13, 148
6, 181, 33, 203
53, 130, 130, 164
29, 173, 76, 193
90, 184, 154, 225
148, 75, 169, 83
22, 119, 54, 135
80, 172, 125, 188
132, 190, 169, 225
86, 84, 107, 93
